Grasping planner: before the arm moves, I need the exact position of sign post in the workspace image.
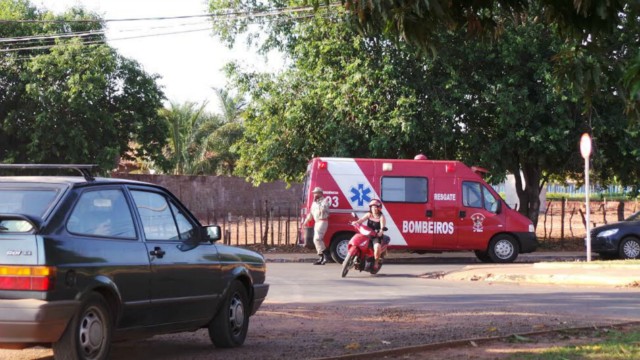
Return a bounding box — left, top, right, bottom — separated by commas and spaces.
580, 133, 592, 262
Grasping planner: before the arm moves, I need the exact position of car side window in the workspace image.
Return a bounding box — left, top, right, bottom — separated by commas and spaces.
131, 190, 192, 241
170, 202, 196, 241
462, 182, 483, 208
67, 189, 136, 238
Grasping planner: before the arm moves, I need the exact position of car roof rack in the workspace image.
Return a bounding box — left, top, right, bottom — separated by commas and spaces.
0, 164, 98, 181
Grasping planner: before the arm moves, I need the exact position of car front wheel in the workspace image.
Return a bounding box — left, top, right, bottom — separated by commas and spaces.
488, 235, 519, 263
209, 280, 249, 348
53, 292, 112, 360
619, 237, 640, 259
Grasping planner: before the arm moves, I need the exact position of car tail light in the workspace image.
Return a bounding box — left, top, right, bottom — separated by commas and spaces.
0, 266, 55, 291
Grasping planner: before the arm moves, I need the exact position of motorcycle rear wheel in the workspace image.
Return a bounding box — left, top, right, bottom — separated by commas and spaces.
341, 254, 354, 278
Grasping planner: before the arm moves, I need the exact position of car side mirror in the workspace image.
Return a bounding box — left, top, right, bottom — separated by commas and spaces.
205, 225, 222, 242
496, 201, 502, 214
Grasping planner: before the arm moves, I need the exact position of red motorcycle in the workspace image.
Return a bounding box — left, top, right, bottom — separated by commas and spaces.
341, 214, 389, 278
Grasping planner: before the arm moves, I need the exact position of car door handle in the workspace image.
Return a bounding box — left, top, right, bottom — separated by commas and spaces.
150, 246, 166, 258
459, 210, 466, 218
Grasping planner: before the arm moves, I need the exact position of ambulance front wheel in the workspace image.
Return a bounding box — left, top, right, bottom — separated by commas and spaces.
330, 233, 352, 263
487, 235, 519, 263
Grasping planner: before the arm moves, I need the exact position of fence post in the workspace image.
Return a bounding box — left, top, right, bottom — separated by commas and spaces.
262, 200, 269, 245
543, 201, 550, 241
560, 197, 565, 247
277, 207, 282, 245
286, 208, 291, 246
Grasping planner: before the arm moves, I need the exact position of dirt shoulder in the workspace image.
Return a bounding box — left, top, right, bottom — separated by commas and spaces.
364, 322, 640, 360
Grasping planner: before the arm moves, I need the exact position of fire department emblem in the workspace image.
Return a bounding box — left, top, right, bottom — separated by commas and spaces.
470, 213, 485, 233
349, 183, 372, 207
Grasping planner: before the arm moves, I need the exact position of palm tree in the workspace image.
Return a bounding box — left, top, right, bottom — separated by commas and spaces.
201, 88, 246, 175
160, 101, 222, 175
158, 88, 246, 175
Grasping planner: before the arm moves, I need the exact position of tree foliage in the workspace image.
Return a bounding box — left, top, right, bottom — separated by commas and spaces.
158, 89, 245, 175
0, 0, 167, 173
210, 2, 640, 226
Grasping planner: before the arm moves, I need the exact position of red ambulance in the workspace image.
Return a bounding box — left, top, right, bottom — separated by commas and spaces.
300, 155, 537, 263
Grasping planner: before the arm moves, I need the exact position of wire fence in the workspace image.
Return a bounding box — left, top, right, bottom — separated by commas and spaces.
198, 199, 640, 248
536, 199, 639, 244
200, 200, 301, 247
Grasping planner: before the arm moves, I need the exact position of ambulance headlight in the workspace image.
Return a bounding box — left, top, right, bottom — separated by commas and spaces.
528, 224, 535, 232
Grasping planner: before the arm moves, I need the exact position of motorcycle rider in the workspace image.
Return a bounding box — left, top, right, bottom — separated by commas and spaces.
353, 199, 389, 267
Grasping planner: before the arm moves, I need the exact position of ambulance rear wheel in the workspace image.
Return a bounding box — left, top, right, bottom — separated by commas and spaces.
330, 233, 352, 264
474, 250, 492, 263
488, 235, 519, 263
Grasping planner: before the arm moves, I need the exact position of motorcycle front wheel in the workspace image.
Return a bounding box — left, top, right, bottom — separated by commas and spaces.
341, 254, 354, 278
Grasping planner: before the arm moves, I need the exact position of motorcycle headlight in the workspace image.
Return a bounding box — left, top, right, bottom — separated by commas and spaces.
597, 228, 619, 237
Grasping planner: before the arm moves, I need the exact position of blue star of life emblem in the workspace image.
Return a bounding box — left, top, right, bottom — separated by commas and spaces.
349, 184, 372, 206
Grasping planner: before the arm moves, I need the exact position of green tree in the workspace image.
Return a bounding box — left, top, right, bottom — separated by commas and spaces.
211, 5, 640, 226
160, 101, 220, 175
0, 0, 167, 172
203, 88, 245, 174
159, 90, 245, 176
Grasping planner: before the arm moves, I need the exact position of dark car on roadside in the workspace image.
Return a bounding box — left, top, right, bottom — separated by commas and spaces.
591, 211, 640, 260
0, 164, 269, 360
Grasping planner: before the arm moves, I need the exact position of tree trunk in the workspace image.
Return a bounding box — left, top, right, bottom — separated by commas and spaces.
512, 163, 543, 228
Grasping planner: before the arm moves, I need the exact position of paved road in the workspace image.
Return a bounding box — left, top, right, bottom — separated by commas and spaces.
267, 263, 640, 320
3, 262, 638, 360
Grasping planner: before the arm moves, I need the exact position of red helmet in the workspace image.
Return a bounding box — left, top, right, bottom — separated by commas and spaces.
368, 199, 382, 208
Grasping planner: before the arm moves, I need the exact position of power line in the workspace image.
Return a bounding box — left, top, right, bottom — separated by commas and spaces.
0, 14, 323, 53
0, 30, 105, 43
0, 4, 338, 23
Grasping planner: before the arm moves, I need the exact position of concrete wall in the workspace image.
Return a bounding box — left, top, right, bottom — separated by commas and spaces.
112, 173, 303, 219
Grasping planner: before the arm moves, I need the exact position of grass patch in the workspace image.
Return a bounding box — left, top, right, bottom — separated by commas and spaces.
511, 327, 640, 359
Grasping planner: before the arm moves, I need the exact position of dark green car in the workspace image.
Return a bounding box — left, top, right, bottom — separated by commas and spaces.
0, 165, 269, 360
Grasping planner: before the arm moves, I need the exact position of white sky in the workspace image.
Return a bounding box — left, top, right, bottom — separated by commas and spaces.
35, 0, 283, 113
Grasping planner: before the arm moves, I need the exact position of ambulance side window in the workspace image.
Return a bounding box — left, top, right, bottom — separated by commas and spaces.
482, 186, 499, 213
381, 177, 428, 203
462, 182, 483, 208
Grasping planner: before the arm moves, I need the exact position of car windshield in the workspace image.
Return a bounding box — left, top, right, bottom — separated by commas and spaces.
0, 189, 59, 217
625, 211, 640, 222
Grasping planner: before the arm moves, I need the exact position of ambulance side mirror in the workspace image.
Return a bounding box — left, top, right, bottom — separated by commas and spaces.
496, 201, 502, 214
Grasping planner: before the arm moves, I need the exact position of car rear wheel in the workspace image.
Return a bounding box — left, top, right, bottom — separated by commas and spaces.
487, 235, 519, 263
53, 293, 112, 360
209, 280, 249, 348
619, 237, 640, 259
330, 233, 352, 263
